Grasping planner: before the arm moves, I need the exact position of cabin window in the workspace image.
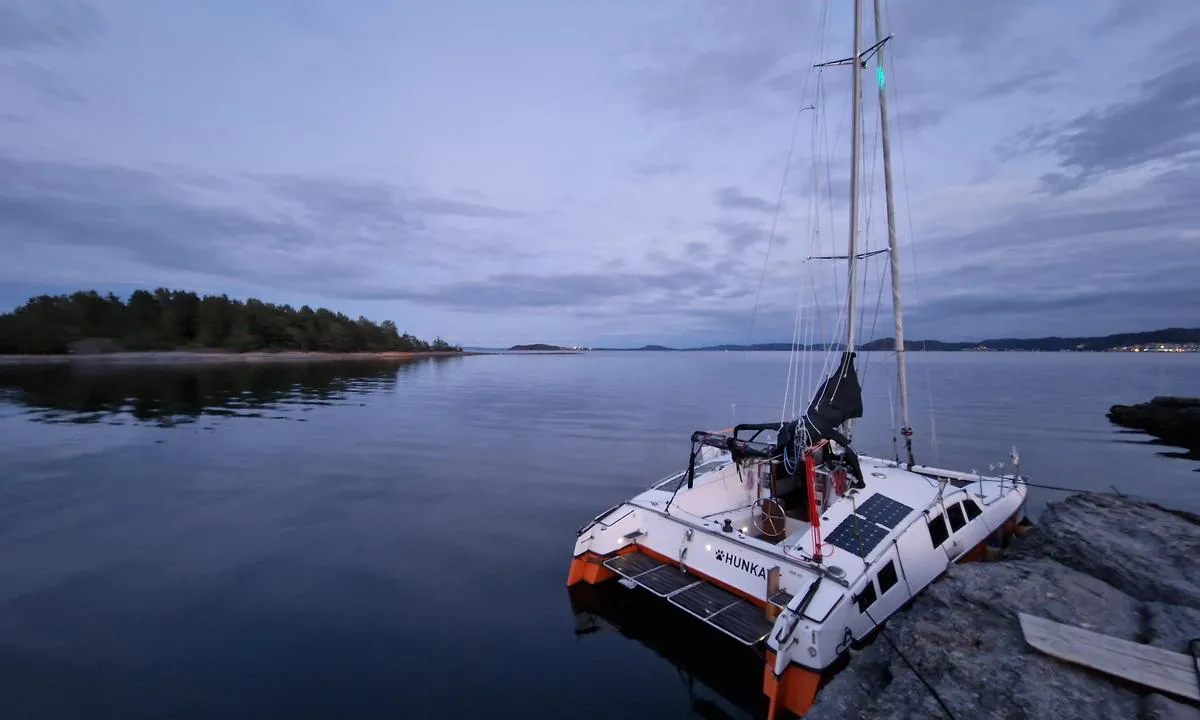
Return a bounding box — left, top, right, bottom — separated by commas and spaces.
964, 498, 982, 520
877, 560, 898, 595
947, 503, 967, 532
856, 582, 877, 613
928, 513, 949, 548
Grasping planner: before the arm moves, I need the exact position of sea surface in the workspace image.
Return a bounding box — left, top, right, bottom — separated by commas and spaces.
1, 351, 1196, 719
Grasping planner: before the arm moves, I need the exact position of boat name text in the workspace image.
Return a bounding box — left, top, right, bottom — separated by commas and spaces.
713, 548, 768, 579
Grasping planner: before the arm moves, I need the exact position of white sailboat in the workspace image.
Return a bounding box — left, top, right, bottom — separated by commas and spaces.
566, 1, 1030, 717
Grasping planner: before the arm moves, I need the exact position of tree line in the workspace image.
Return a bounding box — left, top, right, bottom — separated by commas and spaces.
0, 289, 462, 355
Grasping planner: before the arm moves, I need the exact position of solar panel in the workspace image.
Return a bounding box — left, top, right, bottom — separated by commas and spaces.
855, 494, 914, 530
825, 515, 889, 558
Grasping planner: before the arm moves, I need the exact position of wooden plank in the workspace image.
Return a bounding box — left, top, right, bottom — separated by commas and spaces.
765, 566, 781, 621
1019, 612, 1199, 703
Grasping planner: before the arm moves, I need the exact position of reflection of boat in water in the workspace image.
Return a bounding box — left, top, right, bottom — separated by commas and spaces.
567, 582, 768, 720
564, 0, 1030, 717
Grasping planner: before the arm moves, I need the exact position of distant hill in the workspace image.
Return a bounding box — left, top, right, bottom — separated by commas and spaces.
594, 328, 1200, 353
862, 328, 1200, 352
508, 343, 567, 351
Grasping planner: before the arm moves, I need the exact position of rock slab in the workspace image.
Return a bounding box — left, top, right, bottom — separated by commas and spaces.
806, 493, 1200, 720
1107, 396, 1200, 453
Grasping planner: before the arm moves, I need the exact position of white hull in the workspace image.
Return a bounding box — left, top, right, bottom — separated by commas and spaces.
568, 446, 1028, 716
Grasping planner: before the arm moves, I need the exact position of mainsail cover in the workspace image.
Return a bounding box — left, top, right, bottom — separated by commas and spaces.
800, 351, 864, 483
805, 350, 863, 435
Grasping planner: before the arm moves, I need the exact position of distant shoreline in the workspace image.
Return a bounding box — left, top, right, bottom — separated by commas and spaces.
0, 350, 482, 366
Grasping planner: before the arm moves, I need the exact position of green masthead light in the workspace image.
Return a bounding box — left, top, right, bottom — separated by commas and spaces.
877, 66, 885, 89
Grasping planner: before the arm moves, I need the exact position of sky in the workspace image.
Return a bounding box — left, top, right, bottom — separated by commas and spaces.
0, 0, 1197, 348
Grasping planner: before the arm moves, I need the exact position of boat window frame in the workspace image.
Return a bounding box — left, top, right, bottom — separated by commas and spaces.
963, 497, 982, 521
877, 559, 898, 595
927, 512, 950, 548
947, 502, 967, 533
855, 581, 877, 613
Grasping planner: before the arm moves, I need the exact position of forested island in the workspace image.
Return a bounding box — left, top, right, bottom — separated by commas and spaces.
0, 289, 462, 355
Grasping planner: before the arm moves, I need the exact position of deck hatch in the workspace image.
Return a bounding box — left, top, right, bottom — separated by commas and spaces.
854, 494, 913, 530
708, 600, 775, 645
603, 552, 664, 579
669, 582, 739, 619
636, 565, 701, 596
825, 515, 889, 558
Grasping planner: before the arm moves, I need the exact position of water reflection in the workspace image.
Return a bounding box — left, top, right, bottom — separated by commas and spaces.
567, 583, 768, 719
0, 358, 451, 427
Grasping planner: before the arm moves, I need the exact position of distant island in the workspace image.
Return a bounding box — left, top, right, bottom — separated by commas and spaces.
0, 289, 462, 356
508, 343, 567, 351
592, 328, 1200, 353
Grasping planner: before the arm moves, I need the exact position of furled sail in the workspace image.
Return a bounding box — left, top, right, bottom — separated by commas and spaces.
799, 351, 864, 484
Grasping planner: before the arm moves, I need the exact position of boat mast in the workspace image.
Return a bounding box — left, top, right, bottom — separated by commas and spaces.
871, 0, 914, 467
843, 0, 864, 439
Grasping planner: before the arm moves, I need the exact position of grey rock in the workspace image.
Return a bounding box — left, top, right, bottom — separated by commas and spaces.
1107, 396, 1200, 452
806, 492, 1200, 720
1145, 603, 1200, 653
1142, 603, 1200, 720
1012, 493, 1200, 609
1144, 695, 1200, 720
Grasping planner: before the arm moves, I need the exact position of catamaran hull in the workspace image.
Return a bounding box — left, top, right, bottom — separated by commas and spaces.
567, 470, 1028, 718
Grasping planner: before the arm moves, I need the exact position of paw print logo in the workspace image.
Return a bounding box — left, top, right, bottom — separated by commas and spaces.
714, 549, 725, 561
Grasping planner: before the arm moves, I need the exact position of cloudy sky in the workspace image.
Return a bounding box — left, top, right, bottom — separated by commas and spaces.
0, 0, 1196, 348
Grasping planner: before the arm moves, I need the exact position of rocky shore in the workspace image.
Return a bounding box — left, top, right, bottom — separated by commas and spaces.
1108, 396, 1200, 454
806, 493, 1200, 719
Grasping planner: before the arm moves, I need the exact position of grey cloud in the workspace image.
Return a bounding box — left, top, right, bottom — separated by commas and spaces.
0, 156, 523, 294
0, 2, 102, 107
713, 219, 787, 249
977, 64, 1059, 98
1032, 59, 1200, 192
346, 232, 767, 313
886, 0, 1036, 56
684, 240, 711, 259
906, 160, 1200, 337
714, 186, 777, 213
932, 174, 1198, 257
0, 0, 101, 52
894, 106, 947, 135
412, 197, 523, 218
6, 60, 85, 104
1090, 0, 1193, 34
348, 266, 722, 311
0, 157, 335, 283
634, 161, 687, 181
263, 175, 522, 222
626, 0, 818, 116
904, 282, 1200, 340
262, 175, 408, 228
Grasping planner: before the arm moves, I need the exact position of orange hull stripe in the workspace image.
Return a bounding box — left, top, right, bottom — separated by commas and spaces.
566, 546, 637, 586
763, 650, 821, 718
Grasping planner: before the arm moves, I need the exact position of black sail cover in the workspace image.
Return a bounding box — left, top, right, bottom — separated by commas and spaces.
798, 351, 865, 482
805, 351, 863, 436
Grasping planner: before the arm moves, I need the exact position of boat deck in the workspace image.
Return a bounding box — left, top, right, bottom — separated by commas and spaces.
603, 552, 787, 646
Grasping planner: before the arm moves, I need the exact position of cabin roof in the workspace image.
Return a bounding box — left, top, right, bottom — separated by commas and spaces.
785, 458, 994, 582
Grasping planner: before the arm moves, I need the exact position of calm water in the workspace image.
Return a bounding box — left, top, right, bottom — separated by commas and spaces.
1, 351, 1197, 719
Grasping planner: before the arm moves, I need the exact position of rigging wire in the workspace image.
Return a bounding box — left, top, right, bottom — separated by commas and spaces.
746, 95, 810, 359
748, 0, 831, 376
